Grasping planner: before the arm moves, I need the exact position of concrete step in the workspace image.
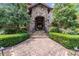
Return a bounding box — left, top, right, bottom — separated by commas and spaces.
31, 31, 48, 38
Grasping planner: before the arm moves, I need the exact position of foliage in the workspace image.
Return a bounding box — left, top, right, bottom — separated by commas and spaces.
49, 27, 79, 35
0, 3, 30, 34
49, 4, 79, 50
49, 32, 79, 50
49, 27, 60, 33
0, 33, 29, 47
75, 4, 79, 16
52, 3, 77, 30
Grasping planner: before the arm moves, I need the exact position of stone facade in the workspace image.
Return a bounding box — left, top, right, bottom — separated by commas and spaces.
28, 3, 53, 33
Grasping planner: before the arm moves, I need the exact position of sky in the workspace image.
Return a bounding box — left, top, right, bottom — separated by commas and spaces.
47, 3, 54, 8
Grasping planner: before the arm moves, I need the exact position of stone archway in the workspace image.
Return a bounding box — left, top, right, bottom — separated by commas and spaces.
35, 16, 45, 31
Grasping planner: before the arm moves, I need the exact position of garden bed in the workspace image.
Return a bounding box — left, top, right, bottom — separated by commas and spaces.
49, 32, 79, 50
0, 33, 29, 47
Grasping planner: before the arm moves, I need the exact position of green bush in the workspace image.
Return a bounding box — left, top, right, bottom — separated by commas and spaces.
4, 27, 28, 34
49, 32, 79, 50
16, 28, 28, 33
5, 28, 17, 34
60, 28, 78, 35
49, 27, 78, 35
49, 27, 60, 33
0, 33, 29, 47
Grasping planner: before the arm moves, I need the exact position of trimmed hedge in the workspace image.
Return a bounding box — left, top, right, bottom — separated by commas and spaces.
49, 32, 79, 50
0, 33, 29, 47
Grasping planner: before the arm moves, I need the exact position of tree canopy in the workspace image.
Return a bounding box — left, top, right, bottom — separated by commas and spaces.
52, 3, 77, 29
0, 3, 30, 34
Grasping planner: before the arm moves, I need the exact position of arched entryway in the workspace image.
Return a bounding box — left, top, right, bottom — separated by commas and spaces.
35, 16, 45, 31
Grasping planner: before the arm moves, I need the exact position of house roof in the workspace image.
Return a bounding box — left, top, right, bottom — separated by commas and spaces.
28, 3, 53, 10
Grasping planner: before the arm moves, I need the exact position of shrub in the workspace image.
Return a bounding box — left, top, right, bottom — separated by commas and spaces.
49, 32, 79, 50
49, 27, 60, 33
4, 27, 28, 34
60, 28, 78, 35
53, 4, 77, 29
49, 27, 77, 34
0, 29, 5, 34
5, 28, 17, 34
0, 4, 31, 34
0, 33, 29, 47
16, 28, 28, 33
75, 28, 79, 34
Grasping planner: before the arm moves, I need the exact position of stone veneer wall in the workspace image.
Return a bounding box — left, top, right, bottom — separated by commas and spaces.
29, 4, 52, 33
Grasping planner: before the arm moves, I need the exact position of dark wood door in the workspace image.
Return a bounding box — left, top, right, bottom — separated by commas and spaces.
35, 16, 44, 31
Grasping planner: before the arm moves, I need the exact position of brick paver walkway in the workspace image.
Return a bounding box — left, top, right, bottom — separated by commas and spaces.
0, 31, 77, 56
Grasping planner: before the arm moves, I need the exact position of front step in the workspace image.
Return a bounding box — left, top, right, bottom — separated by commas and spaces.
31, 31, 48, 38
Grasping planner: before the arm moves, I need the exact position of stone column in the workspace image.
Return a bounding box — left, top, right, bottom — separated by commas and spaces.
44, 19, 49, 32
29, 18, 35, 33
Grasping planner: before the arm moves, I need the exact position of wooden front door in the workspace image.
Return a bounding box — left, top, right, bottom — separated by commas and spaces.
35, 16, 45, 31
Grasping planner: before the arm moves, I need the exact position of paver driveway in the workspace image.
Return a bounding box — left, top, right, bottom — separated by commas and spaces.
0, 31, 76, 56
